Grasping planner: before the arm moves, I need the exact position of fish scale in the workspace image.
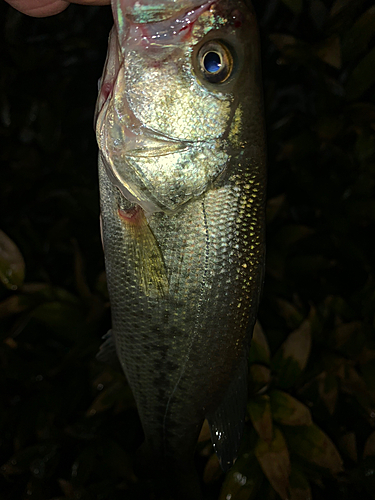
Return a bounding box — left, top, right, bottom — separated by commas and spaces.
96, 0, 266, 497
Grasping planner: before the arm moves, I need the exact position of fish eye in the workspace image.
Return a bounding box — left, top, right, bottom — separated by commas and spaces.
197, 41, 234, 84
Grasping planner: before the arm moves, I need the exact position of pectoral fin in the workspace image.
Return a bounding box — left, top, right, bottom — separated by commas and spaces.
207, 355, 248, 471
118, 206, 169, 298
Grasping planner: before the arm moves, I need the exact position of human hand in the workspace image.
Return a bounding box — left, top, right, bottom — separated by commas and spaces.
4, 0, 110, 17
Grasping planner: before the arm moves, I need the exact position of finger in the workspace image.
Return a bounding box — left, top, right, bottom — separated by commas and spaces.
5, 0, 110, 18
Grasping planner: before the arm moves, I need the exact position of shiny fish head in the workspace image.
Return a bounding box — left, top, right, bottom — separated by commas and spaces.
96, 0, 262, 214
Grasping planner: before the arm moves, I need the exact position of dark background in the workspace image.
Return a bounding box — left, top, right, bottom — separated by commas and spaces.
1, 0, 375, 498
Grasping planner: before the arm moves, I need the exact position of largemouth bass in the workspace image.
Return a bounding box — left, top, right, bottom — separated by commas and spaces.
95, 0, 266, 497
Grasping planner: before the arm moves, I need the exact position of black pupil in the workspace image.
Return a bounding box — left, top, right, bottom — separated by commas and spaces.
203, 51, 222, 73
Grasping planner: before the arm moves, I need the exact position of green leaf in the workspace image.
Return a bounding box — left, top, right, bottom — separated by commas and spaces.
272, 319, 312, 389
219, 434, 264, 500
0, 229, 25, 290
280, 0, 303, 15
248, 322, 270, 365
248, 395, 273, 443
254, 428, 291, 500
270, 390, 312, 426
283, 424, 343, 474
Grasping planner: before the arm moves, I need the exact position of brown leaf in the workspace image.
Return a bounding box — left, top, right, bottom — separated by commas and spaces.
248, 364, 271, 394
0, 295, 28, 319
316, 36, 341, 69
0, 229, 25, 290
363, 431, 375, 458
288, 467, 312, 500
248, 395, 273, 443
338, 433, 358, 462
198, 419, 211, 443
249, 321, 270, 365
283, 424, 343, 475
266, 194, 286, 224
280, 0, 303, 15
334, 321, 362, 349
276, 299, 305, 329
339, 365, 375, 419
272, 318, 312, 389
203, 452, 222, 484
270, 390, 312, 426
317, 371, 339, 415
255, 428, 291, 500
219, 450, 264, 500
270, 34, 298, 53
282, 319, 312, 370
86, 380, 133, 417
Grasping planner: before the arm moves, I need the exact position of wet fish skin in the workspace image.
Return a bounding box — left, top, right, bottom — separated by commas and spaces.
96, 0, 266, 496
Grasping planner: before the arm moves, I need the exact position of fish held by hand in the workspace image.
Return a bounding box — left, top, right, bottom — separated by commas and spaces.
96, 0, 266, 497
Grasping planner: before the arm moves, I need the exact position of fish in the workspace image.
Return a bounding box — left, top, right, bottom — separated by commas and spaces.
95, 0, 266, 497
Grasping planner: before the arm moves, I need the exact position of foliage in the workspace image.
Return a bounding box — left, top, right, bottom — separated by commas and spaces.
1, 0, 375, 499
